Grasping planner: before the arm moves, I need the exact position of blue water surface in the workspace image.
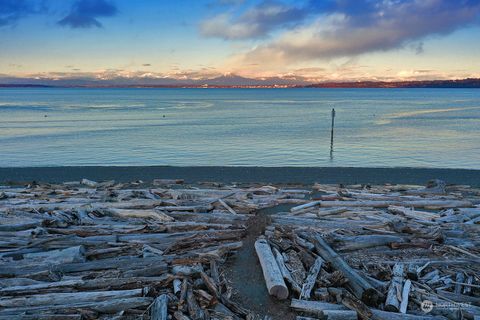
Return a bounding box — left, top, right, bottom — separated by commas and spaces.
0, 88, 479, 168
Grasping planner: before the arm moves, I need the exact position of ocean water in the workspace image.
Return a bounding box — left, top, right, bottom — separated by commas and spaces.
0, 87, 479, 169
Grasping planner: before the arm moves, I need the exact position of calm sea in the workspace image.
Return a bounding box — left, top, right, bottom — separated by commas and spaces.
0, 88, 479, 168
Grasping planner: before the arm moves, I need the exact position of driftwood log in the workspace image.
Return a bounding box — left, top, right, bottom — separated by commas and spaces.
385, 263, 405, 312
302, 232, 382, 305
255, 238, 289, 300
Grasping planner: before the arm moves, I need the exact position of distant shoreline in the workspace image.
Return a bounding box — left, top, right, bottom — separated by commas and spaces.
1, 166, 479, 187
1, 78, 480, 89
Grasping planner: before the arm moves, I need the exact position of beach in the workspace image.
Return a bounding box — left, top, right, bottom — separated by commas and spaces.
1, 166, 480, 186
1, 169, 479, 319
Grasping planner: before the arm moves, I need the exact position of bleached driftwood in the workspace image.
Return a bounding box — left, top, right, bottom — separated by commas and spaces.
399, 279, 411, 314
0, 289, 144, 308
385, 263, 404, 312
80, 178, 98, 188
254, 238, 289, 300
299, 257, 323, 300
22, 245, 86, 264
273, 247, 301, 294
0, 297, 154, 315
388, 206, 438, 221
304, 233, 381, 305
314, 200, 472, 208
103, 208, 174, 221
291, 299, 357, 319
151, 294, 169, 320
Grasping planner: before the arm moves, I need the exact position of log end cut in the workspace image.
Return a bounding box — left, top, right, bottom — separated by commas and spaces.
362, 288, 383, 307
269, 284, 289, 300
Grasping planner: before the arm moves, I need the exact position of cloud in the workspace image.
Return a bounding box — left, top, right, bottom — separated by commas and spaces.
200, 1, 309, 39
58, 0, 117, 29
228, 0, 480, 63
213, 0, 245, 5
0, 0, 43, 27
413, 42, 424, 55
206, 0, 245, 9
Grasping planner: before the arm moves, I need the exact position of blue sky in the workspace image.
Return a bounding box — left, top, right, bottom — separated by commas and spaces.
1, 0, 480, 83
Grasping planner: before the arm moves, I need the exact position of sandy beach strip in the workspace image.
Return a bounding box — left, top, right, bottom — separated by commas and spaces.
1, 166, 480, 186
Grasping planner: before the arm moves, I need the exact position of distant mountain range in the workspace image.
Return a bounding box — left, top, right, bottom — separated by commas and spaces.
0, 74, 307, 87
305, 78, 480, 88
1, 75, 480, 88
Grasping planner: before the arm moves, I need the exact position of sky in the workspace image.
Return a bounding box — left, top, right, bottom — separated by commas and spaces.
1, 0, 480, 84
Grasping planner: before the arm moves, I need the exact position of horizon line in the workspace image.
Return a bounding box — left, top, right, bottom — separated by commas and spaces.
1, 78, 480, 89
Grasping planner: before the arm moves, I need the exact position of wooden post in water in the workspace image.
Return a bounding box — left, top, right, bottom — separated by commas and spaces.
330, 108, 335, 159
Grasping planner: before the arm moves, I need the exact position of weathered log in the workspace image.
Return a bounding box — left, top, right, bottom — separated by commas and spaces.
22, 245, 85, 264
212, 302, 239, 319
254, 238, 289, 300
334, 234, 406, 252
103, 208, 174, 221
173, 279, 182, 296
435, 289, 480, 306
172, 265, 203, 276
195, 289, 215, 308
304, 232, 382, 305
273, 247, 301, 294
217, 199, 238, 214
291, 201, 322, 213
385, 263, 404, 312
399, 279, 411, 314
321, 310, 357, 320
186, 286, 206, 320
200, 271, 219, 298
0, 297, 153, 315
454, 272, 465, 294
406, 179, 446, 195
371, 309, 448, 320
0, 221, 43, 232
388, 206, 438, 221
316, 200, 472, 208
0, 276, 172, 296
194, 241, 243, 260
317, 207, 349, 217
151, 294, 169, 320
0, 314, 82, 320
291, 298, 348, 312
327, 286, 372, 320
464, 275, 474, 295
0, 288, 144, 308
80, 178, 98, 188
299, 257, 323, 300
157, 204, 213, 212
0, 256, 168, 279
291, 299, 357, 319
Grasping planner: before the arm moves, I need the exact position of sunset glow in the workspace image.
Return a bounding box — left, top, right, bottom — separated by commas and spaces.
1, 0, 480, 85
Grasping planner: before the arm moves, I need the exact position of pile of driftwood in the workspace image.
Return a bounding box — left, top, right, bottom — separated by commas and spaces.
256, 180, 480, 320
0, 178, 308, 319
1, 177, 479, 320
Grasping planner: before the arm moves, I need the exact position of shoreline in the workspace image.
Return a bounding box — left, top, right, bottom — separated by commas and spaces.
1, 175, 478, 319
1, 166, 479, 186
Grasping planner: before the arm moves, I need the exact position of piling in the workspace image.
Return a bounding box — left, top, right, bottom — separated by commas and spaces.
330, 108, 335, 159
